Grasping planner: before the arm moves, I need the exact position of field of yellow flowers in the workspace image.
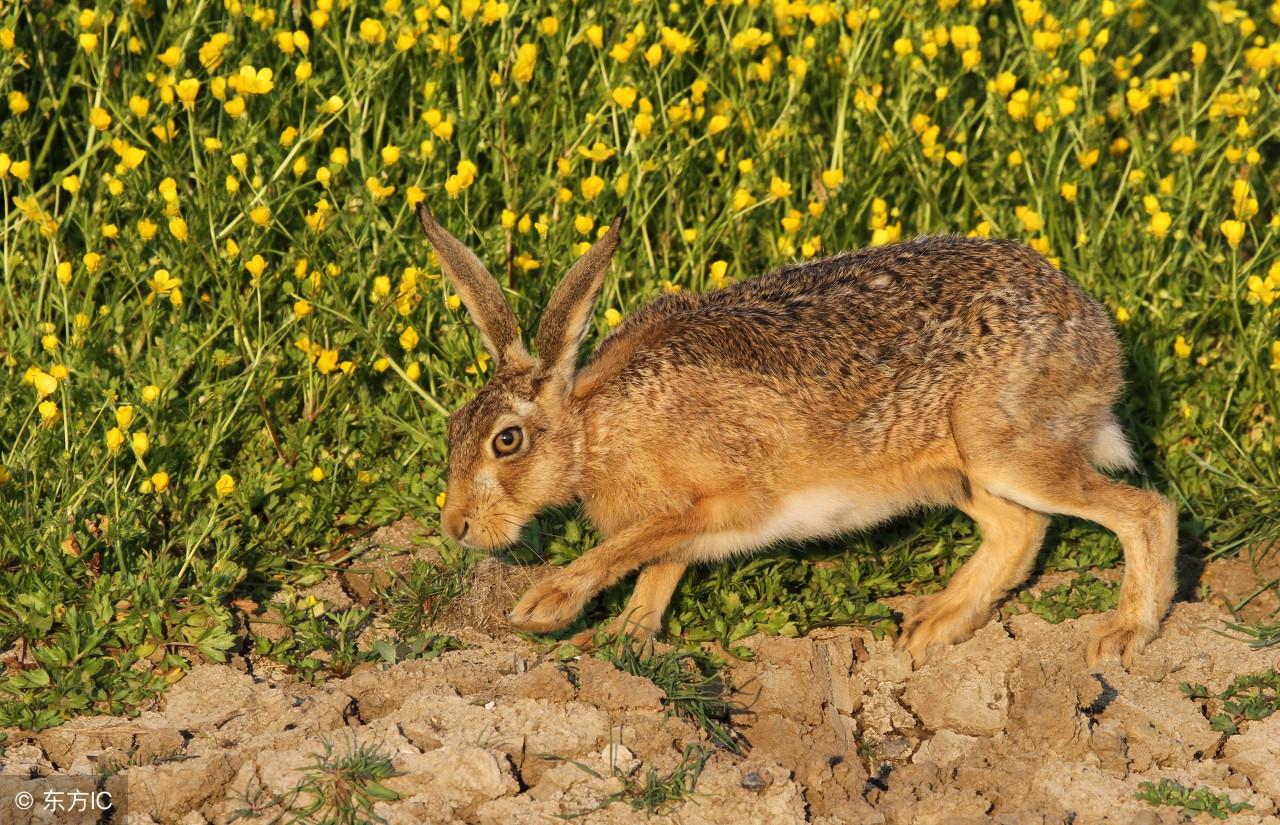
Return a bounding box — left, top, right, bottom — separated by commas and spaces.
1, 0, 1279, 728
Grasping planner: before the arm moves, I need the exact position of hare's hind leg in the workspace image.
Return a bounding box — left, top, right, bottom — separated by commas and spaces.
901, 487, 1049, 665
975, 453, 1178, 667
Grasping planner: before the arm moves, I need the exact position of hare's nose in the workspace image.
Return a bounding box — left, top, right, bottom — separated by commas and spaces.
442, 509, 470, 542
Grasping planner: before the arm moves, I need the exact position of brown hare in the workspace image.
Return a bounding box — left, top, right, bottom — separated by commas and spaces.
416, 203, 1177, 667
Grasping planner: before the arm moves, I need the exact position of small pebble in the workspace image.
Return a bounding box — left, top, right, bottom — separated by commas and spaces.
741, 771, 767, 791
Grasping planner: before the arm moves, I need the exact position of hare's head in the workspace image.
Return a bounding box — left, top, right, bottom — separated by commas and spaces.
416, 204, 624, 550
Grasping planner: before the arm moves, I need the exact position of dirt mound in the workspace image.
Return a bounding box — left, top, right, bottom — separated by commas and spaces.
4, 593, 1279, 823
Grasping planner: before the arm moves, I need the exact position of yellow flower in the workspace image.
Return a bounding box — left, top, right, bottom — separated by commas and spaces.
142, 385, 161, 403
1173, 336, 1192, 359
585, 25, 604, 48
709, 260, 729, 286
1059, 182, 1078, 202
399, 325, 419, 351
310, 466, 326, 482
892, 37, 913, 56
150, 471, 170, 493
83, 252, 102, 272
39, 400, 60, 427
1125, 88, 1150, 114
1150, 211, 1172, 239
89, 107, 112, 130
316, 349, 339, 374
359, 17, 386, 45
769, 177, 792, 199
1220, 220, 1245, 248
250, 205, 271, 226
230, 65, 275, 95
1115, 306, 1131, 324
105, 427, 125, 455
176, 78, 200, 108
56, 261, 72, 285
215, 473, 236, 497
293, 300, 312, 319
611, 87, 637, 109
79, 32, 99, 51
62, 175, 81, 195
604, 308, 623, 327
10, 159, 30, 180
581, 175, 605, 201
131, 431, 150, 458
32, 370, 58, 399
659, 26, 695, 55
513, 42, 538, 83
1014, 205, 1043, 233
116, 405, 135, 430
707, 114, 731, 136
169, 217, 189, 241
539, 16, 560, 36
380, 144, 401, 165
8, 90, 29, 115
245, 255, 267, 280
366, 177, 395, 201
1245, 276, 1274, 305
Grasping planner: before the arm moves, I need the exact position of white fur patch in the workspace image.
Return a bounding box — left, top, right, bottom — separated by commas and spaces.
689, 487, 907, 561
1090, 418, 1137, 471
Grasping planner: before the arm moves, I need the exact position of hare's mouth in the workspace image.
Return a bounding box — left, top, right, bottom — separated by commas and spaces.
458, 514, 524, 552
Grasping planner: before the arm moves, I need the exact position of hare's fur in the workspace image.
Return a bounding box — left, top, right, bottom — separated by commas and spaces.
417, 204, 1177, 667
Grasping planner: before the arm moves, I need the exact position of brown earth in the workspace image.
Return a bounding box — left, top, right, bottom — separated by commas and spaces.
3, 555, 1279, 824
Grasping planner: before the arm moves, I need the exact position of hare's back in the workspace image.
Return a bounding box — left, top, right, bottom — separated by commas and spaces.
659, 236, 1113, 374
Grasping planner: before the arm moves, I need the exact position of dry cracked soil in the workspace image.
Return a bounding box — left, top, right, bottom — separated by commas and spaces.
3, 549, 1279, 825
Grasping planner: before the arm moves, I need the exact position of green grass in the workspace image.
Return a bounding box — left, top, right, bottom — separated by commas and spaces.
1135, 778, 1252, 820
550, 741, 712, 818
2, 0, 1280, 728
590, 635, 744, 754
228, 738, 400, 824
1181, 668, 1280, 735
1012, 572, 1120, 624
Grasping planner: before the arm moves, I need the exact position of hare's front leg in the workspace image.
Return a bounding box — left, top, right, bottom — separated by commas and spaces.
567, 560, 689, 648
509, 516, 696, 633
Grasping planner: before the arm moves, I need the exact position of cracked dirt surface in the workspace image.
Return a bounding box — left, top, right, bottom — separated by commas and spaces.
3, 567, 1279, 824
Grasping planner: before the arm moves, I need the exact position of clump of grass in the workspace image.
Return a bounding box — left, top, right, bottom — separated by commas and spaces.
230, 738, 400, 824
367, 631, 463, 666
1181, 669, 1280, 735
375, 543, 474, 639
1222, 620, 1280, 650
1134, 779, 1251, 819
552, 742, 711, 818
592, 636, 744, 755
1012, 573, 1120, 624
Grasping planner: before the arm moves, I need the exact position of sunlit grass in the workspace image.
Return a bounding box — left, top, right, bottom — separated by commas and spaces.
1, 0, 1279, 727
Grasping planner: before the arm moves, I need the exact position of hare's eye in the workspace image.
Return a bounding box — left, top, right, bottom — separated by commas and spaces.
493, 426, 524, 456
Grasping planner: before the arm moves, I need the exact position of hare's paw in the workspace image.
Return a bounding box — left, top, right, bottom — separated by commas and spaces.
566, 616, 659, 651
899, 597, 984, 667
1086, 616, 1156, 669
509, 573, 592, 633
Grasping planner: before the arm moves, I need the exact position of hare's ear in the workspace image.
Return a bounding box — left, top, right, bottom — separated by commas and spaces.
417, 204, 527, 363
535, 209, 626, 388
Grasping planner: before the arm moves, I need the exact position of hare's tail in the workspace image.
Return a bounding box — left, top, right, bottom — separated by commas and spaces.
1089, 415, 1137, 472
